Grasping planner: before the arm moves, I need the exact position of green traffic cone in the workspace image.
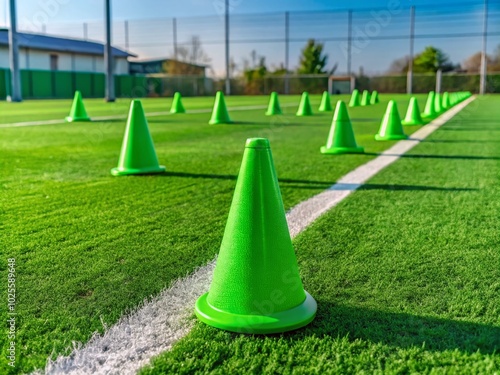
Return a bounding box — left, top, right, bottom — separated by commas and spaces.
349, 89, 361, 107
422, 91, 437, 118
170, 92, 186, 114
442, 92, 451, 110
361, 90, 371, 106
265, 92, 282, 115
370, 90, 380, 104
296, 92, 313, 116
320, 101, 364, 154
375, 100, 408, 141
318, 91, 333, 112
209, 91, 232, 124
434, 93, 443, 113
110, 100, 166, 176
195, 138, 317, 334
65, 91, 91, 122
402, 97, 425, 126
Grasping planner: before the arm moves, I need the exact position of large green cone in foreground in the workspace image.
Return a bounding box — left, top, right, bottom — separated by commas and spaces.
375, 100, 408, 141
111, 100, 166, 176
195, 138, 317, 334
320, 100, 364, 154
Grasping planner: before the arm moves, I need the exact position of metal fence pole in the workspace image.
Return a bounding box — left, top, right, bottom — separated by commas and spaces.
436, 69, 442, 93
479, 0, 488, 95
124, 20, 129, 51
173, 17, 178, 60
224, 0, 230, 95
347, 10, 352, 77
407, 6, 415, 95
8, 0, 21, 102
104, 0, 115, 102
284, 11, 289, 94
83, 22, 88, 40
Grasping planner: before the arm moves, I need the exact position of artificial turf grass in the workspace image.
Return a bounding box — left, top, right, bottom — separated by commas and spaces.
0, 94, 428, 373
139, 96, 500, 375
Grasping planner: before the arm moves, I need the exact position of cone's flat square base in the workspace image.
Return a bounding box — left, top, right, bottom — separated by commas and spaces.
295, 113, 313, 116
110, 165, 166, 176
65, 117, 91, 122
209, 120, 233, 125
320, 146, 365, 155
265, 112, 283, 116
170, 110, 186, 114
402, 120, 426, 126
375, 134, 408, 141
195, 291, 317, 334
318, 108, 333, 112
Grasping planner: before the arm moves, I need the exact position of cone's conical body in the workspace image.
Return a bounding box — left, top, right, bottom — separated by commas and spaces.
370, 90, 380, 104
209, 91, 232, 124
318, 91, 333, 112
111, 100, 166, 176
265, 92, 282, 115
321, 101, 364, 154
361, 90, 371, 106
442, 92, 451, 110
66, 91, 90, 122
434, 93, 443, 113
375, 100, 408, 141
349, 89, 361, 107
296, 92, 313, 116
402, 97, 425, 126
195, 138, 317, 334
422, 91, 437, 118
170, 92, 186, 113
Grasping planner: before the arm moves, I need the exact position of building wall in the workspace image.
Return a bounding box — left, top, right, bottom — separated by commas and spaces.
0, 47, 129, 74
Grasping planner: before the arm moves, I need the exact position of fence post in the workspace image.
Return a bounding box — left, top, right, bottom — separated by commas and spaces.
284, 11, 289, 94
347, 10, 352, 76
173, 18, 178, 59
224, 0, 231, 95
407, 6, 415, 95
435, 69, 442, 93
125, 20, 130, 51
8, 0, 21, 102
479, 0, 488, 95
83, 22, 88, 40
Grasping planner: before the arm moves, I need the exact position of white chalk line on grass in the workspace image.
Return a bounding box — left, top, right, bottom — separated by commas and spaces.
36, 96, 475, 375
0, 103, 298, 129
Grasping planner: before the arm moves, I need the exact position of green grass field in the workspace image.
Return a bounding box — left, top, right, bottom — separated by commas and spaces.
1, 94, 499, 374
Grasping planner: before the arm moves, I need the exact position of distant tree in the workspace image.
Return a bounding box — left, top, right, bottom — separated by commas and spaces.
387, 46, 457, 73
243, 53, 268, 94
413, 46, 455, 73
297, 39, 337, 74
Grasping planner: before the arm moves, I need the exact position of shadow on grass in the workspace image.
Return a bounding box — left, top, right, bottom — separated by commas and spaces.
283, 303, 500, 354
163, 172, 476, 192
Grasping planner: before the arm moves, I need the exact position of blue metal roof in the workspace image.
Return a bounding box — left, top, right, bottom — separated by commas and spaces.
0, 29, 135, 57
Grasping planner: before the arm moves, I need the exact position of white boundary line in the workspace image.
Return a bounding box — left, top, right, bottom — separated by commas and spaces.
36, 97, 475, 375
0, 103, 298, 129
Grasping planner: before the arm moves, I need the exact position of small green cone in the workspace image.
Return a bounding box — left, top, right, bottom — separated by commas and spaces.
110, 100, 166, 176
265, 92, 282, 115
209, 91, 232, 124
195, 138, 317, 334
296, 92, 313, 116
375, 100, 408, 141
318, 91, 333, 112
170, 92, 186, 114
434, 93, 443, 113
402, 97, 425, 126
442, 92, 451, 110
349, 89, 361, 107
361, 90, 371, 106
65, 91, 91, 122
422, 91, 437, 118
320, 101, 364, 154
370, 90, 380, 104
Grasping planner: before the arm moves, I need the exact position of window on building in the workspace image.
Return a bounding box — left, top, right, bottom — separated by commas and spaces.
50, 54, 58, 71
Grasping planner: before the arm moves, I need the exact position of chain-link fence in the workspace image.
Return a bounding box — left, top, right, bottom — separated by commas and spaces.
13, 1, 500, 96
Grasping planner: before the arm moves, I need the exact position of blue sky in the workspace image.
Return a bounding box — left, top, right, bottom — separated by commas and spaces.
2, 0, 499, 76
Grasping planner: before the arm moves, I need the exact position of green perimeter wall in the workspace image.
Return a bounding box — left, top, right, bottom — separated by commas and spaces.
0, 69, 149, 100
